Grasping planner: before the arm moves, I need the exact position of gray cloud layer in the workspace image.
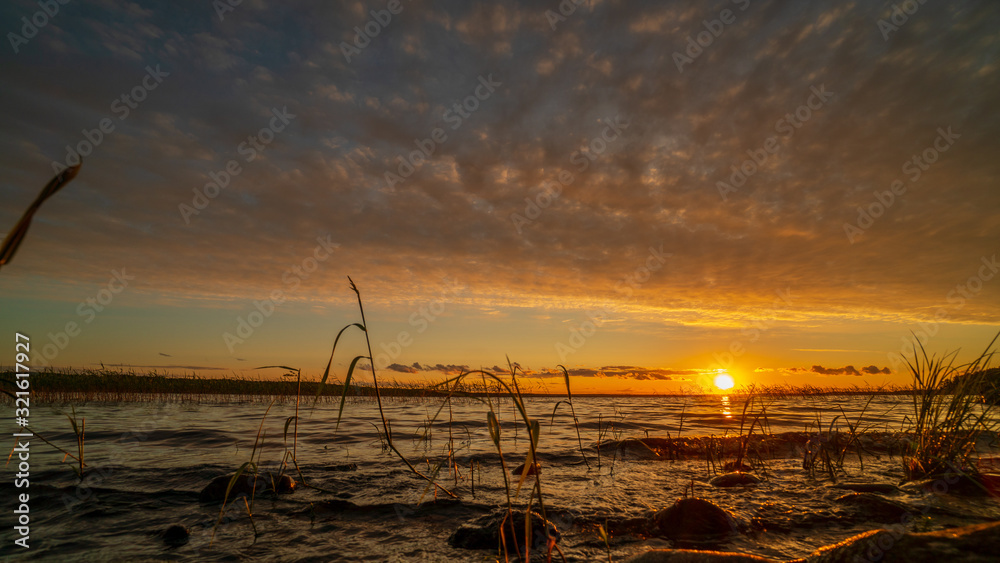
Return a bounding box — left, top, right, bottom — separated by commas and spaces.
2, 0, 998, 331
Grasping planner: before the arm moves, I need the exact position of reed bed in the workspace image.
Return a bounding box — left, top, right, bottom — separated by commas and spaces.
901, 332, 998, 479
0, 367, 509, 404
0, 367, 919, 405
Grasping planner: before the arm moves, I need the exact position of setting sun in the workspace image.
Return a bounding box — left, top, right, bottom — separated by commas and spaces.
714, 372, 735, 391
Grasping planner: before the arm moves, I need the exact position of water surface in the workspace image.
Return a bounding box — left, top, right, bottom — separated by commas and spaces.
3, 394, 998, 561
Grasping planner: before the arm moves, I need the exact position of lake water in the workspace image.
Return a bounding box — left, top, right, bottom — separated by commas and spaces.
2, 394, 999, 561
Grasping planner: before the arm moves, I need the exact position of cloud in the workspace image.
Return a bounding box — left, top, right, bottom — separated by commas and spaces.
811, 365, 861, 376
1, 1, 998, 374
376, 361, 699, 381
810, 365, 891, 376
100, 363, 226, 371
543, 366, 699, 380
403, 363, 473, 376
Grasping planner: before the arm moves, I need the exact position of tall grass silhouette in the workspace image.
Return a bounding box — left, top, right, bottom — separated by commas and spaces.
1, 162, 81, 270
901, 331, 998, 480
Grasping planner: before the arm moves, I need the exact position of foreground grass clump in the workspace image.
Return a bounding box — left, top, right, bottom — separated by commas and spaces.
902, 333, 998, 480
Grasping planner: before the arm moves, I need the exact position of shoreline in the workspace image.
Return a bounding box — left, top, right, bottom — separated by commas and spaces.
0, 367, 921, 402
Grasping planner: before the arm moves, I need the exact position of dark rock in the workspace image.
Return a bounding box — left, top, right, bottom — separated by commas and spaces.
331, 463, 358, 471
709, 472, 761, 487
901, 472, 999, 496
449, 509, 560, 554
626, 549, 779, 562
163, 524, 189, 546
802, 519, 1000, 562
830, 482, 898, 494
652, 498, 745, 541
833, 493, 913, 522
199, 472, 296, 503
511, 462, 541, 476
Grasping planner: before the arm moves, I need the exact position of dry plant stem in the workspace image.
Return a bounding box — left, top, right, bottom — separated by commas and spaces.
211, 400, 275, 545
552, 365, 589, 468
79, 418, 85, 477
348, 277, 457, 499
294, 369, 300, 461
431, 365, 553, 559
0, 162, 81, 270
7, 427, 80, 465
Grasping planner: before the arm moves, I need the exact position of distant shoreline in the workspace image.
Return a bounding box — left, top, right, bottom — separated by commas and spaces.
0, 367, 920, 402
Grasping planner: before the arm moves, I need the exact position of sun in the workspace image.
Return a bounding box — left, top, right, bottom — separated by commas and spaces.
713, 372, 735, 391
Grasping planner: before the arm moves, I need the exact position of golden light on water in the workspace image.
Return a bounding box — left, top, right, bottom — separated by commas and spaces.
714, 372, 735, 391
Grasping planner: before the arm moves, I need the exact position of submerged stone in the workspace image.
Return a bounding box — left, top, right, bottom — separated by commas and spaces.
803, 519, 1000, 562
709, 472, 761, 487
449, 509, 560, 554
626, 549, 779, 562
833, 493, 913, 522
163, 524, 189, 546
199, 472, 296, 503
901, 472, 1000, 496
653, 498, 745, 541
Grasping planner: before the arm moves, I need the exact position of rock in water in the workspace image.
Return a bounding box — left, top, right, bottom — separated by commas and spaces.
709, 472, 761, 487
449, 509, 560, 554
804, 519, 1000, 562
511, 462, 541, 476
653, 498, 745, 541
626, 549, 779, 562
199, 472, 296, 503
833, 493, 913, 522
163, 524, 189, 547
901, 472, 999, 496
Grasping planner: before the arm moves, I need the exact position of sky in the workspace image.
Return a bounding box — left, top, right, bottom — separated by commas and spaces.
1, 0, 998, 394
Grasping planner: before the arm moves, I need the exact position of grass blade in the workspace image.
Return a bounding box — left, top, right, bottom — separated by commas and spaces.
1, 162, 81, 269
